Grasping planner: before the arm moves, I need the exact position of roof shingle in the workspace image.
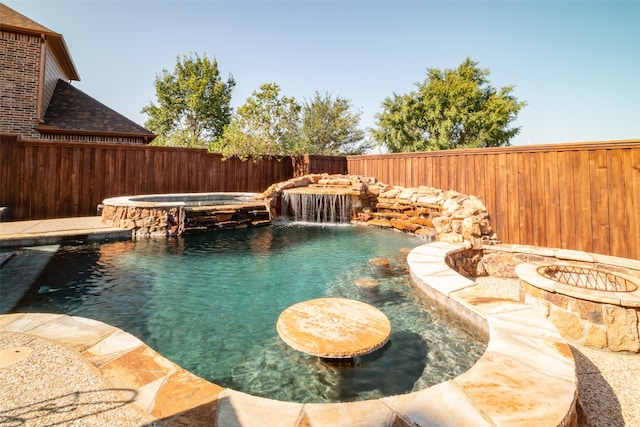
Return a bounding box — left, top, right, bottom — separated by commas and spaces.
39, 79, 155, 140
0, 3, 56, 35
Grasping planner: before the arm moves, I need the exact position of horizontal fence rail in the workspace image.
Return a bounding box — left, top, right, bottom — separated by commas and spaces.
347, 140, 640, 260
1, 134, 638, 260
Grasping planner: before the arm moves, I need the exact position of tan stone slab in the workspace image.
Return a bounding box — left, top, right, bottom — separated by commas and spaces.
100, 345, 177, 391
486, 308, 576, 382
27, 314, 118, 352
82, 329, 145, 368
450, 282, 520, 316
0, 312, 65, 333
555, 249, 595, 262
216, 389, 304, 427
592, 253, 640, 271
284, 187, 360, 195
409, 260, 475, 297
303, 399, 397, 427
136, 375, 169, 413
383, 381, 492, 427
366, 219, 392, 228
453, 351, 576, 426
150, 368, 223, 421
0, 313, 25, 329
277, 298, 391, 358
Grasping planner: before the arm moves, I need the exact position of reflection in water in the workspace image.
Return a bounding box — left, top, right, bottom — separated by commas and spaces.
13, 241, 155, 340
329, 331, 428, 401
236, 331, 429, 403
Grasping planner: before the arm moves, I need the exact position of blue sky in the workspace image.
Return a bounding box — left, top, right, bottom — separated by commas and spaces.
6, 0, 639, 149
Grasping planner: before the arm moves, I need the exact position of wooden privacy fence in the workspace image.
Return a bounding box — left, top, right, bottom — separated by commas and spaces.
296, 154, 348, 176
347, 140, 640, 260
0, 135, 298, 220
1, 134, 638, 260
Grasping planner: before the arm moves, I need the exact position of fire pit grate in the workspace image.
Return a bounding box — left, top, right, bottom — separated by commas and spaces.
537, 265, 638, 292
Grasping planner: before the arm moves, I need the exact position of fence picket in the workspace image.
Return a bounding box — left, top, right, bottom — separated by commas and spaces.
1, 135, 638, 259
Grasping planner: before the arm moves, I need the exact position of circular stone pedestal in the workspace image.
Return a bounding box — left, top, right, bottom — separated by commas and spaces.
276, 298, 391, 359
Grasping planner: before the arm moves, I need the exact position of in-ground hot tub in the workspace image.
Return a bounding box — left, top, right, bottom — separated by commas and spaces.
101, 192, 272, 238
517, 260, 640, 352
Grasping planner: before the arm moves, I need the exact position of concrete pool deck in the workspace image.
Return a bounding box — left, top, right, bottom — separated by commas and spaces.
0, 216, 130, 248
1, 217, 639, 426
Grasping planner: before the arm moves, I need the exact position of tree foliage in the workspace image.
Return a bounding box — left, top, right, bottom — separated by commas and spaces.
212, 83, 302, 160
300, 91, 371, 155
142, 53, 235, 147
373, 58, 526, 152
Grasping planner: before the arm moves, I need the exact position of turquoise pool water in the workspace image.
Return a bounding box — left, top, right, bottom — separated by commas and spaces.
10, 223, 486, 403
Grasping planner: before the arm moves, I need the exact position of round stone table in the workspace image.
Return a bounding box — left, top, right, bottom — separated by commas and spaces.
276, 298, 391, 359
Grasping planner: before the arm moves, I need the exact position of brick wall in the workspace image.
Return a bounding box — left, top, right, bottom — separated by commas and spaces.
0, 30, 42, 139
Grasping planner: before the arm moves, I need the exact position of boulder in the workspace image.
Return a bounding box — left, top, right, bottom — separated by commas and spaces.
432, 216, 452, 234
354, 278, 380, 289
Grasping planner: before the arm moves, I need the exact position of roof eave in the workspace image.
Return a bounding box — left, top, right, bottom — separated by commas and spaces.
47, 36, 80, 82
0, 23, 80, 81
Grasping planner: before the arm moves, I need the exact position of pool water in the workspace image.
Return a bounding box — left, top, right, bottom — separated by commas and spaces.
9, 223, 487, 403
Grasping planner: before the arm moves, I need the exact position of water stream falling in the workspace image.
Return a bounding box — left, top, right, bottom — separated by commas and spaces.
282, 191, 352, 223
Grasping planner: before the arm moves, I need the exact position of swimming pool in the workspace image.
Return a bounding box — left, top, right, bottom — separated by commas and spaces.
9, 223, 486, 403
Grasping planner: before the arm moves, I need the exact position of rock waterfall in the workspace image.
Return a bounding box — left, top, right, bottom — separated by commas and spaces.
282, 191, 352, 223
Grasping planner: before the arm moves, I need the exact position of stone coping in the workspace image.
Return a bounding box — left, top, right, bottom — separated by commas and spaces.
0, 242, 578, 426
487, 243, 640, 307
102, 192, 261, 209
516, 263, 640, 308
484, 243, 640, 271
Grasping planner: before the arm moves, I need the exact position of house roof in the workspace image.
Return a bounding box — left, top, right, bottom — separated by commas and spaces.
0, 3, 80, 81
37, 79, 156, 142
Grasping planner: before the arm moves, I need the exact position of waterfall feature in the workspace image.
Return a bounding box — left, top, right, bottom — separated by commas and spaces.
282, 191, 352, 223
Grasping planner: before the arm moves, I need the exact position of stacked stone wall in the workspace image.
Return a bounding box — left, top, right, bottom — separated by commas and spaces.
101, 200, 272, 238
101, 204, 181, 238
521, 279, 640, 352
259, 173, 499, 250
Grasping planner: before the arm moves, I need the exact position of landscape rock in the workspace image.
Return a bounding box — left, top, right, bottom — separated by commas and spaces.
264, 174, 499, 247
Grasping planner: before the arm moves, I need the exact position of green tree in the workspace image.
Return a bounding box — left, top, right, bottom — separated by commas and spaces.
373, 58, 525, 151
300, 91, 371, 155
213, 83, 302, 160
142, 53, 235, 147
